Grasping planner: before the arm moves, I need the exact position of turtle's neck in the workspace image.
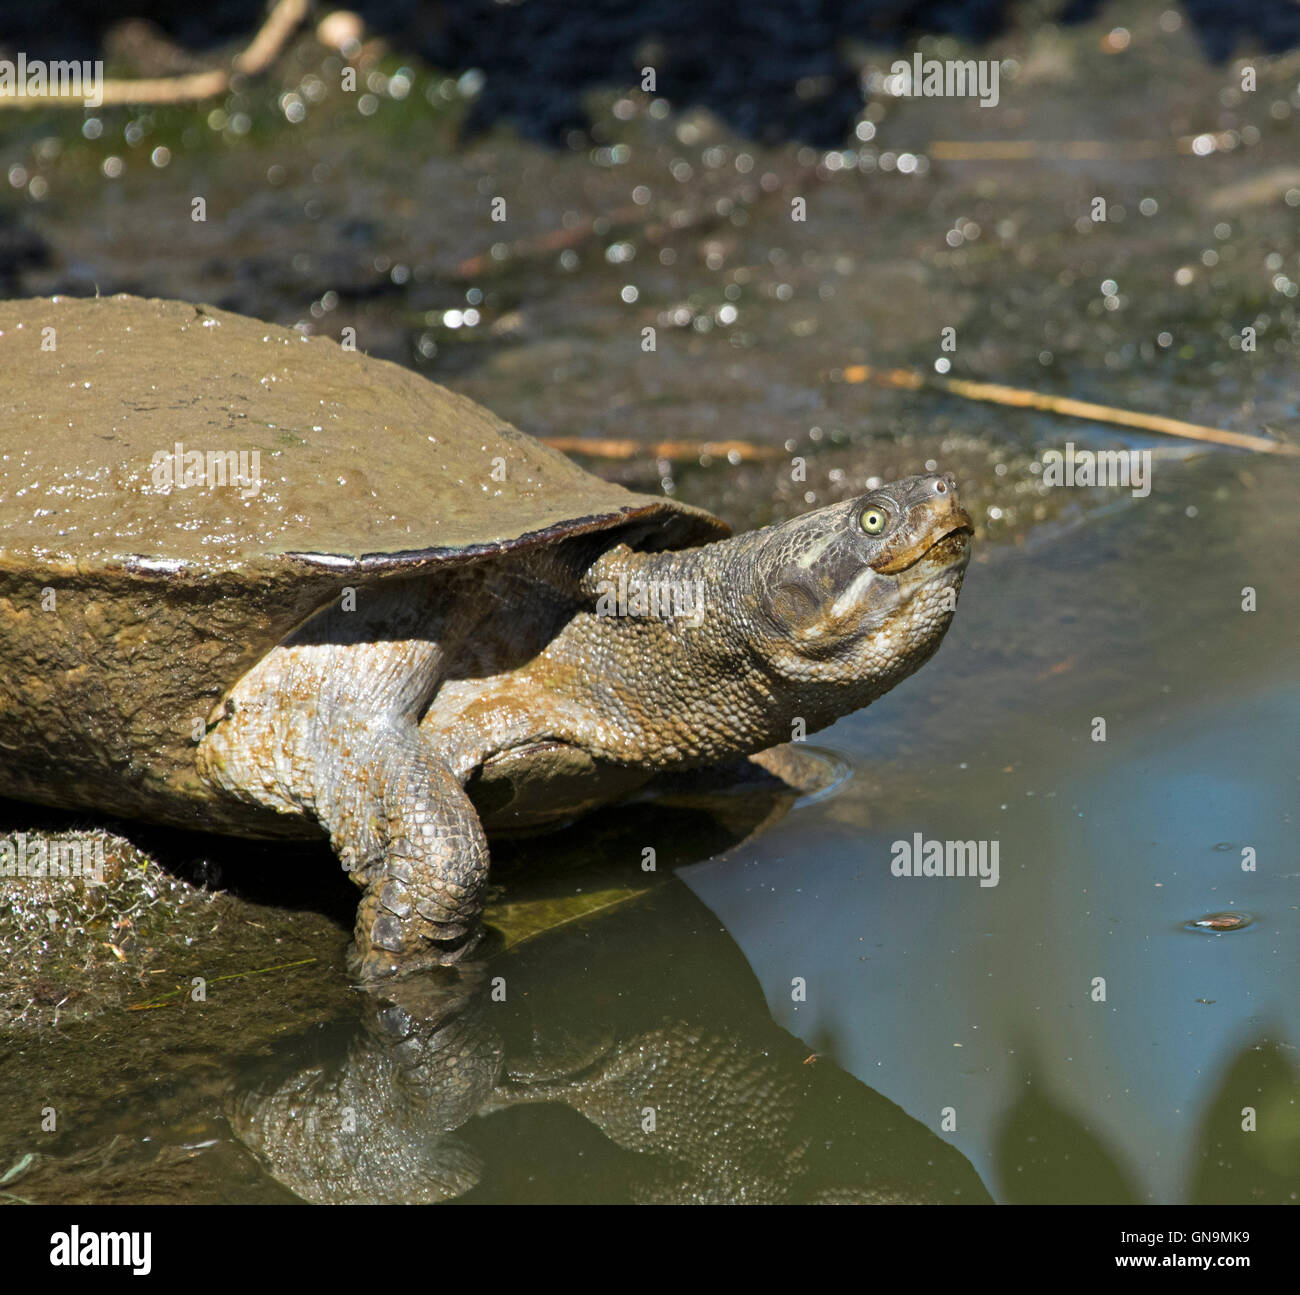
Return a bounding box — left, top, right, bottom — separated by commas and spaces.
523, 536, 808, 768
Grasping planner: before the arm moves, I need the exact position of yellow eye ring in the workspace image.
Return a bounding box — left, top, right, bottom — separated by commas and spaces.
860, 507, 887, 535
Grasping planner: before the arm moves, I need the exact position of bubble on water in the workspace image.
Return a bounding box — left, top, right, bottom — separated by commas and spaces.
1185, 911, 1253, 933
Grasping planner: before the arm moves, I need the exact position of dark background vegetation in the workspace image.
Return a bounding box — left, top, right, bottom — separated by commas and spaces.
4, 0, 1300, 145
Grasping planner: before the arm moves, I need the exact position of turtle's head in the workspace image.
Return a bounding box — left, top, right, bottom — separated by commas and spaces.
565, 473, 972, 768
745, 473, 972, 721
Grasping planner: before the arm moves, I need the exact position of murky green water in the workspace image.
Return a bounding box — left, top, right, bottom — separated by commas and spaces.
1, 1, 1297, 1203
688, 452, 1300, 1203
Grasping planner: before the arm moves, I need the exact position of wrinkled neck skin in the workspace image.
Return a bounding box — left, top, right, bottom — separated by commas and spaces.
566, 538, 780, 766
490, 532, 937, 771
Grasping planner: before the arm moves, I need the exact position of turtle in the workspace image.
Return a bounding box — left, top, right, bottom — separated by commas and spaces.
0, 294, 973, 978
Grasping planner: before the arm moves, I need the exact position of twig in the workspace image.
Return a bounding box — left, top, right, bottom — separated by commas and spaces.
451, 201, 734, 280
453, 205, 643, 279
542, 436, 783, 462
839, 364, 1297, 456
929, 140, 1168, 161
127, 955, 317, 1010
451, 162, 821, 281
928, 132, 1243, 162
0, 0, 309, 110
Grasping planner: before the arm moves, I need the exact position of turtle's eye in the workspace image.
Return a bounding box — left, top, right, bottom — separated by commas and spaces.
860, 506, 888, 535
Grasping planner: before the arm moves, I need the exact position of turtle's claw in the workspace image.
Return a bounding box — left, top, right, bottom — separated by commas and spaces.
348, 925, 483, 982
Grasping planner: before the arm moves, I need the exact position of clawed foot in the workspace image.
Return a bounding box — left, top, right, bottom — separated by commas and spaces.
348, 925, 484, 981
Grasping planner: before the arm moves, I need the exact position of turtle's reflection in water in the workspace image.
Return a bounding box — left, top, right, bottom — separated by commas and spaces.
227, 877, 992, 1205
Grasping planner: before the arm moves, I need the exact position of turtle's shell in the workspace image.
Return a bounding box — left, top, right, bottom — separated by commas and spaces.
0, 294, 726, 830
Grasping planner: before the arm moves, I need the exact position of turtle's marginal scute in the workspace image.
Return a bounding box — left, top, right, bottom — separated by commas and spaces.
287, 503, 724, 575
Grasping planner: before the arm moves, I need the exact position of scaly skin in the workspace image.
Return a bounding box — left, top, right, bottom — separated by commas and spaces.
227, 927, 994, 1205
200, 474, 971, 977
228, 974, 501, 1203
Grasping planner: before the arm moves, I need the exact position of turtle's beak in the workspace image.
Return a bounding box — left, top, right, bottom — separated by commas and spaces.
870, 474, 973, 575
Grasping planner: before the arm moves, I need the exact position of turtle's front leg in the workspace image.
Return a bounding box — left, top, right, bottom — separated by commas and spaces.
321, 724, 490, 980
196, 597, 490, 979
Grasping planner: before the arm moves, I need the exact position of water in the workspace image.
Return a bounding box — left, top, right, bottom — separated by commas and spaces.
1, 0, 1297, 1203
687, 455, 1300, 1202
